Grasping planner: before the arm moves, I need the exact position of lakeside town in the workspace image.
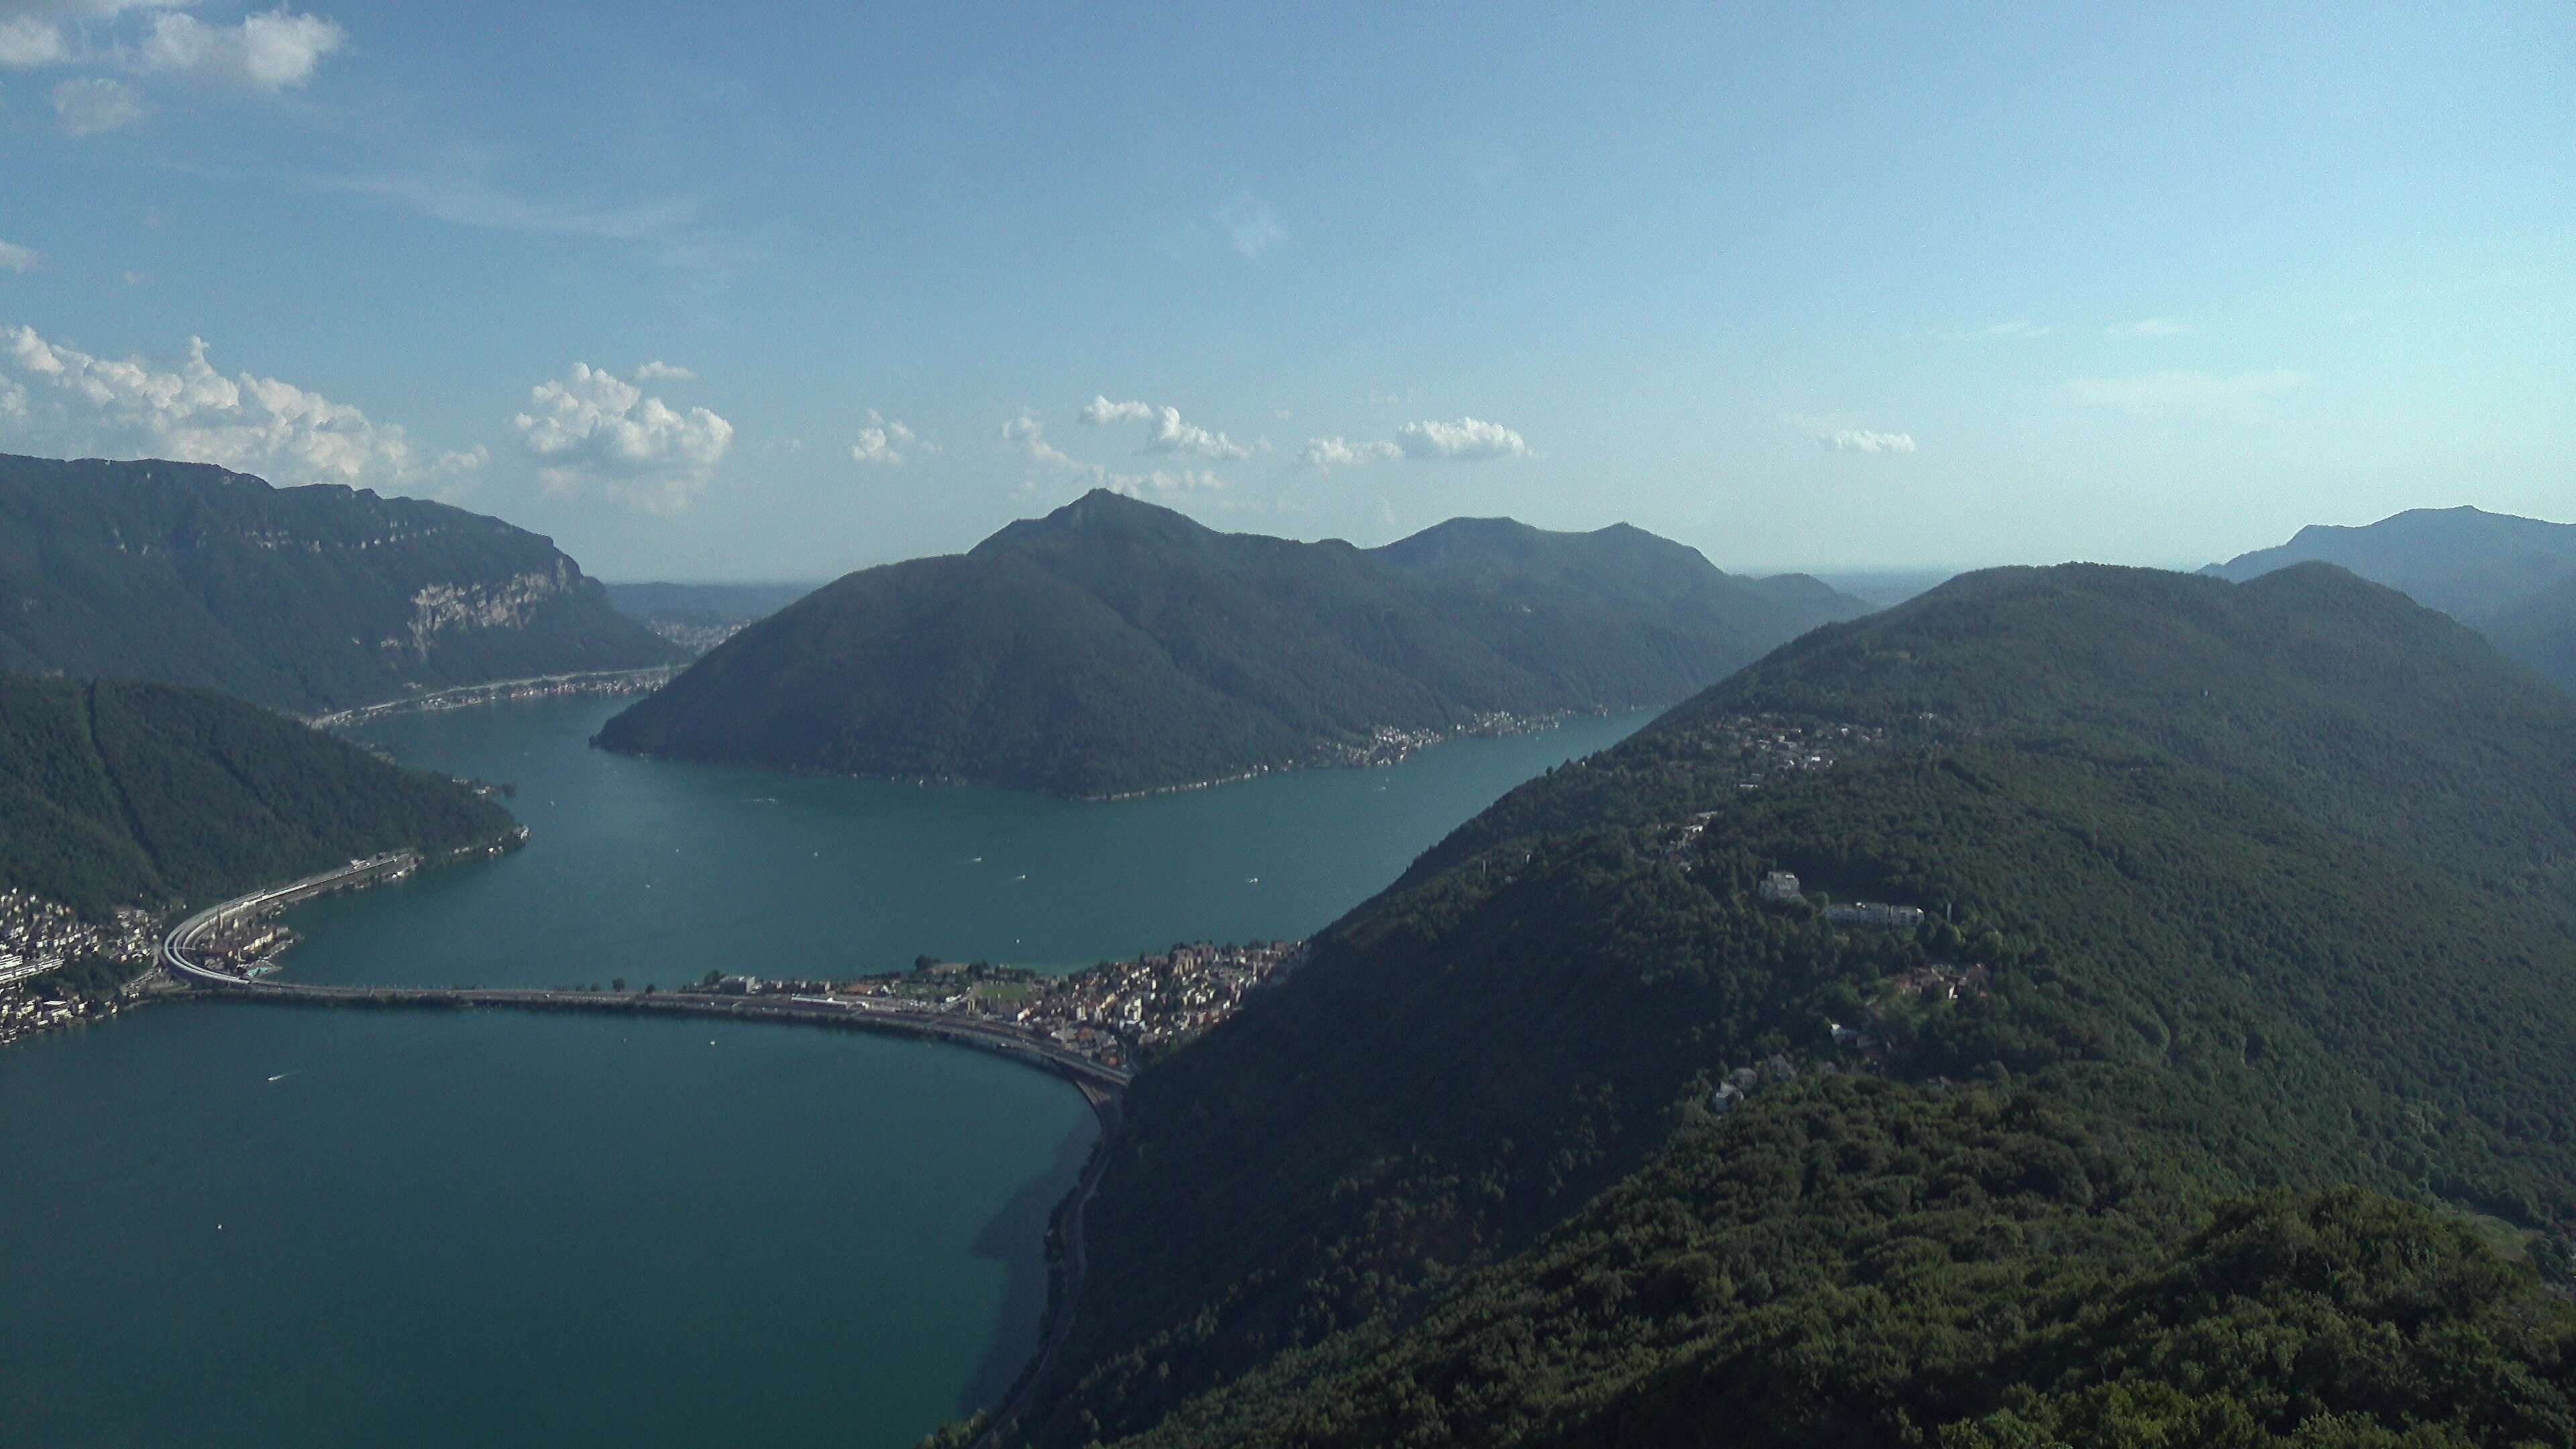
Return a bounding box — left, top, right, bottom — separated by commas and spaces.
3, 856, 1305, 1072
0, 889, 164, 1049
308, 666, 680, 730
676, 938, 1307, 1073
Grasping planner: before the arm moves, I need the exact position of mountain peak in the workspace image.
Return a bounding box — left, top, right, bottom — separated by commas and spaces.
975, 488, 1217, 555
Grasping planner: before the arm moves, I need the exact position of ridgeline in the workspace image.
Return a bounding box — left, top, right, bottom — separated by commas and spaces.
2209, 504, 2576, 694
0, 453, 681, 715
595, 491, 1870, 796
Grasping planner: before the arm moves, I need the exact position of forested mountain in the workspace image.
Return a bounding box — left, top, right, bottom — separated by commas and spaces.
595, 491, 1870, 796
994, 563, 2576, 1448
2209, 504, 2576, 691
0, 672, 515, 918
0, 453, 681, 715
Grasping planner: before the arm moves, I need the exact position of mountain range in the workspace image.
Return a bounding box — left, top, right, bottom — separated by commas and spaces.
0, 453, 680, 716
987, 561, 2576, 1448
594, 490, 1872, 796
2208, 504, 2576, 691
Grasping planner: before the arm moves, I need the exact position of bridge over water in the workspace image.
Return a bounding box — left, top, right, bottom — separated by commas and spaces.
162, 857, 1134, 1099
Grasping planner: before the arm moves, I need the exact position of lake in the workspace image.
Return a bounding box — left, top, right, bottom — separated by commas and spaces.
0, 697, 1648, 1448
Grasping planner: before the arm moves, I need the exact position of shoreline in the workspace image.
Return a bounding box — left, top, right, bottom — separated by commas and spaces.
308, 665, 680, 731
597, 702, 1651, 804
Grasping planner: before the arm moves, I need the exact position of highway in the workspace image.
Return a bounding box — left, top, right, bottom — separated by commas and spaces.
162, 854, 421, 986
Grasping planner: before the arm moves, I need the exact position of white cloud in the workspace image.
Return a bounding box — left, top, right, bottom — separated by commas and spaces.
1300, 417, 1532, 470
0, 324, 486, 494
1212, 192, 1285, 262
850, 409, 932, 466
1299, 436, 1402, 472
140, 7, 342, 90
2065, 369, 2303, 416
2109, 317, 2196, 337
52, 74, 144, 133
0, 239, 40, 272
631, 360, 694, 382
1395, 417, 1530, 461
1076, 396, 1152, 427
513, 362, 733, 513
1004, 411, 1227, 499
1077, 394, 1250, 460
1819, 429, 1917, 454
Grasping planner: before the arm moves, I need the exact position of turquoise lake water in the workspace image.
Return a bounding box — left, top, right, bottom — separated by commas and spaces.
0, 697, 1648, 1448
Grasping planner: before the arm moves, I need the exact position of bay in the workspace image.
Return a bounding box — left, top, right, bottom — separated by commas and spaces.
0, 697, 1648, 1448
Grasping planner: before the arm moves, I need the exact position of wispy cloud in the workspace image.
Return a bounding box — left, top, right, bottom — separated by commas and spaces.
632, 360, 695, 382
1818, 429, 1917, 454
1301, 417, 1532, 470
328, 168, 701, 244
0, 239, 41, 272
2108, 317, 2195, 338
1212, 192, 1285, 262
316, 164, 745, 276
2065, 369, 2304, 416
0, 2, 182, 73
5, 2, 346, 132
1932, 319, 2055, 341
52, 75, 146, 134
139, 7, 343, 89
1004, 411, 1226, 498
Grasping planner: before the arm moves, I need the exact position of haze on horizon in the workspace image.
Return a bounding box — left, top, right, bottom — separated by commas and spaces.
1, 1, 2567, 581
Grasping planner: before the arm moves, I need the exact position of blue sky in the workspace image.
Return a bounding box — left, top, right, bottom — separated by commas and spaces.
1, 1, 2567, 580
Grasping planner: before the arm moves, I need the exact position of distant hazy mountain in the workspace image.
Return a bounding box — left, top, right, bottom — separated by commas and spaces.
596, 490, 1873, 796
2207, 506, 2576, 689
0, 453, 682, 716
1012, 562, 2576, 1448
604, 580, 817, 656
0, 672, 514, 919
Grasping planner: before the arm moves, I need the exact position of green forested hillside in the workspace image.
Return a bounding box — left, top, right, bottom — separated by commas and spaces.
0, 453, 680, 714
1120, 1087, 2576, 1449
1001, 563, 2576, 1448
0, 672, 515, 917
594, 491, 1868, 795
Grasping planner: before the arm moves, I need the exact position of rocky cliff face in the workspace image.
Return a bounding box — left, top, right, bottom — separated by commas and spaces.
392, 561, 585, 656
0, 453, 680, 713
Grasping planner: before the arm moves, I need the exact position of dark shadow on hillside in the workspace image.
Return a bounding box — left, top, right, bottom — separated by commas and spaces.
957, 1109, 1099, 1417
